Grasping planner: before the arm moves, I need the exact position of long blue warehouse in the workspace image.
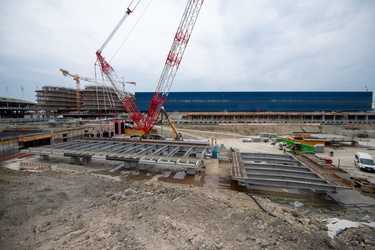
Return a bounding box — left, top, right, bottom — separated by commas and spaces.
135, 91, 373, 112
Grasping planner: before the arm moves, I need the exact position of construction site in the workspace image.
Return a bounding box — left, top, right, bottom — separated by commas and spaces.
1, 0, 375, 249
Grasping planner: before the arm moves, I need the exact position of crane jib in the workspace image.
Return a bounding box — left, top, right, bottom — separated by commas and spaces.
94, 0, 204, 137
97, 0, 140, 54
142, 0, 204, 135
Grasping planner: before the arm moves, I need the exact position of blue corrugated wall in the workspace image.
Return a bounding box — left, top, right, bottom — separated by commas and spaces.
134, 91, 373, 112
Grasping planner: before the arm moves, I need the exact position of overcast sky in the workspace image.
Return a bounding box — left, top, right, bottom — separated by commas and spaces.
0, 0, 374, 102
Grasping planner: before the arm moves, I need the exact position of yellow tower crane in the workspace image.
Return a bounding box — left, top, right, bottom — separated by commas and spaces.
59, 68, 135, 113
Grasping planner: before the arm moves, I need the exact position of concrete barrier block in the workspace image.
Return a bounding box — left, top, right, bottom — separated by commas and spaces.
19, 162, 51, 171
55, 164, 86, 173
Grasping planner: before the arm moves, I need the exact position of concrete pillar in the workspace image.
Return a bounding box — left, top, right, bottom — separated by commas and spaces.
186, 168, 195, 175
70, 157, 81, 164
82, 157, 92, 165
138, 163, 148, 170
40, 154, 49, 160
123, 161, 138, 169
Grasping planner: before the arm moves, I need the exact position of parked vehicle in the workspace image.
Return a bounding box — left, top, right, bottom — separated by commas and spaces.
354, 152, 375, 171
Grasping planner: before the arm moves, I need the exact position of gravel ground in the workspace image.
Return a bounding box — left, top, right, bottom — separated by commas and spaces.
1, 124, 375, 249
1, 167, 369, 250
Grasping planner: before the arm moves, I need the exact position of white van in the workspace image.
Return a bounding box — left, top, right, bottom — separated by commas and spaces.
354, 152, 375, 171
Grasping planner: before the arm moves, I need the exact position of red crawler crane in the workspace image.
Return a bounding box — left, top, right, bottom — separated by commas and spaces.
96, 0, 204, 138
142, 0, 204, 135
95, 0, 143, 128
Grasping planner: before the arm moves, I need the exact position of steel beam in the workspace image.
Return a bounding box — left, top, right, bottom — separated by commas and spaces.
245, 178, 336, 192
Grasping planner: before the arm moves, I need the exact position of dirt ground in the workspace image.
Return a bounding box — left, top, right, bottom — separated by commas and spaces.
1, 124, 375, 249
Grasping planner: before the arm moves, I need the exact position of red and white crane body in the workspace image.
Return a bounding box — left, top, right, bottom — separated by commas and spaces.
96, 0, 204, 137
95, 0, 143, 127
142, 0, 204, 135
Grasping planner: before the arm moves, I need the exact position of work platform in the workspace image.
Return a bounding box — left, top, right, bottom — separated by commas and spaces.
231, 151, 351, 192
21, 138, 208, 174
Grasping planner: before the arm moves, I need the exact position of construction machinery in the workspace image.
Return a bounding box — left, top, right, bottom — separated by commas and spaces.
95, 0, 204, 138
60, 68, 134, 87
95, 0, 143, 129
277, 138, 315, 155
161, 107, 183, 141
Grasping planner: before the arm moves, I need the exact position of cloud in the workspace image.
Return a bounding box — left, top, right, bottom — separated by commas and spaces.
0, 0, 374, 102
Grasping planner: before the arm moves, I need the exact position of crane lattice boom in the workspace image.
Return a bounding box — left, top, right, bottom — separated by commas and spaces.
95, 1, 143, 127
141, 0, 204, 134
95, 0, 204, 136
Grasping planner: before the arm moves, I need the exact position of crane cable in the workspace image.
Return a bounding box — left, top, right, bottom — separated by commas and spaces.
109, 0, 153, 63
245, 192, 293, 226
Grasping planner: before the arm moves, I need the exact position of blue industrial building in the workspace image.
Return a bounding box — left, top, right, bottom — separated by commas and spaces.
135, 91, 373, 112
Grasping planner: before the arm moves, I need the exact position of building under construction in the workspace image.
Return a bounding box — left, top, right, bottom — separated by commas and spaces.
36, 86, 77, 114
35, 85, 127, 118
0, 97, 36, 119
81, 85, 126, 116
